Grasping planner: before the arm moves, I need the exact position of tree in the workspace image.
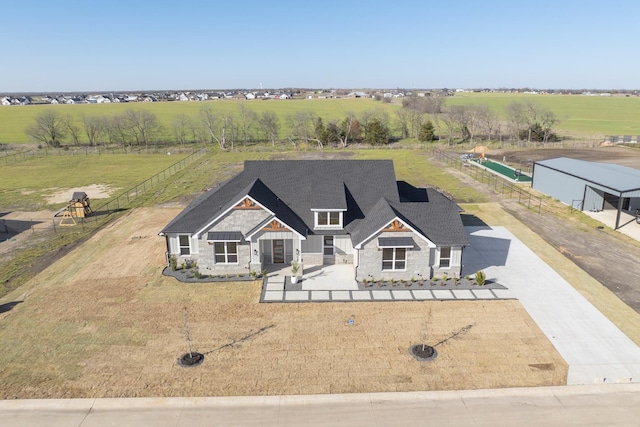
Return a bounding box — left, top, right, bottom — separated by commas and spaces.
506, 101, 560, 145
200, 106, 232, 149
62, 114, 81, 145
337, 112, 359, 147
363, 118, 390, 145
237, 103, 257, 145
172, 114, 193, 145
258, 111, 280, 146
418, 121, 435, 142
82, 115, 105, 146
288, 111, 316, 144
25, 110, 67, 147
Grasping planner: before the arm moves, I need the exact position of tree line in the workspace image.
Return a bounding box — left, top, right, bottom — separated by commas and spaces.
24, 98, 560, 149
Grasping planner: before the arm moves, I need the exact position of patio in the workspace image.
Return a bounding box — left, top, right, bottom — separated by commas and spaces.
583, 209, 640, 242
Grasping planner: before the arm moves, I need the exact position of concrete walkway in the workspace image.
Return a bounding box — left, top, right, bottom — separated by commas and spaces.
261, 264, 514, 303
1, 384, 640, 426
463, 226, 640, 385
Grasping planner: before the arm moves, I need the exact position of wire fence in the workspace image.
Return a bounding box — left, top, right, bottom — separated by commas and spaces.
1, 144, 205, 165
1, 147, 207, 240
430, 149, 550, 215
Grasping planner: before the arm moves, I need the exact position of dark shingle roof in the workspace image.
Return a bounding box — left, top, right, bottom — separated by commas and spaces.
161, 160, 467, 246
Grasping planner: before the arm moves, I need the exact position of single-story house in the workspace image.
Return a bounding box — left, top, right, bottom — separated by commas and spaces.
532, 157, 640, 229
160, 160, 468, 280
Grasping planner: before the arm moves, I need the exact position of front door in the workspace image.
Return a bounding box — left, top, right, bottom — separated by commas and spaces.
272, 239, 284, 263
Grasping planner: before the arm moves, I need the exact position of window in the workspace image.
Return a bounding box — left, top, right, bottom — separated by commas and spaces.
316, 211, 341, 227
179, 235, 191, 255
439, 247, 451, 268
323, 235, 334, 256
382, 247, 406, 271
214, 242, 238, 264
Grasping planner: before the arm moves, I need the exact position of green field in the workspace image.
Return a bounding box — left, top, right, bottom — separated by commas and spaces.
449, 92, 640, 137
2, 94, 640, 145
0, 148, 485, 211
0, 153, 186, 210
0, 99, 396, 145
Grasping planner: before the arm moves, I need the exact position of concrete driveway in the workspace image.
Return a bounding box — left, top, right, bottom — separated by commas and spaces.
462, 226, 640, 385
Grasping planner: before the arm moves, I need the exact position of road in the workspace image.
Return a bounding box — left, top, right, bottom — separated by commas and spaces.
0, 385, 638, 426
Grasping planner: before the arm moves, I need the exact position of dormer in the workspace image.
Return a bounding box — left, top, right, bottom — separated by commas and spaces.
311, 181, 347, 230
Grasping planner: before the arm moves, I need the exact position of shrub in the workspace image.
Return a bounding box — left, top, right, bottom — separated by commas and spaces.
194, 271, 202, 279
169, 255, 178, 271
475, 270, 486, 286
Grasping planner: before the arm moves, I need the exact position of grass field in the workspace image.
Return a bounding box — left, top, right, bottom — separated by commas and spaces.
3, 93, 640, 145
0, 98, 396, 144
0, 148, 486, 212
448, 92, 640, 137
0, 153, 187, 210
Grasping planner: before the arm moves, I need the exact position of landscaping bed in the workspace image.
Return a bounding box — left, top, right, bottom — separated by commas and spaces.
357, 276, 505, 291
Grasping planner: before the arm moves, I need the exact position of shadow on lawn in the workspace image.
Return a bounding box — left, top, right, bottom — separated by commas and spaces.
0, 301, 23, 314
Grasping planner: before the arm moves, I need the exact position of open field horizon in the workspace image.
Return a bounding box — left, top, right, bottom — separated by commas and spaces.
2, 94, 639, 145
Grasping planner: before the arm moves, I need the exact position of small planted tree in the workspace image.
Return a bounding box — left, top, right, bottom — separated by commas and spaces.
178, 307, 204, 367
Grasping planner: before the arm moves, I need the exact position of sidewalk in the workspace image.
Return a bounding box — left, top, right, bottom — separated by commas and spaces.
1, 384, 639, 426
261, 263, 514, 302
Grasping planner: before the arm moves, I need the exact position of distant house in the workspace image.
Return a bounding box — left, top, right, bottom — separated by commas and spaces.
1, 97, 10, 106
245, 92, 256, 100
160, 160, 468, 280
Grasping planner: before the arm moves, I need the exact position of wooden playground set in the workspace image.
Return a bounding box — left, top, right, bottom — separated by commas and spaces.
53, 192, 92, 226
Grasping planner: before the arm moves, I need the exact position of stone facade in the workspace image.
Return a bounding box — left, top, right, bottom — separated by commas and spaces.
355, 231, 434, 281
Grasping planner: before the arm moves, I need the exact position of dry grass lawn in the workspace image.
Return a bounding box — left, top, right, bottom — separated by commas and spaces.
0, 207, 567, 399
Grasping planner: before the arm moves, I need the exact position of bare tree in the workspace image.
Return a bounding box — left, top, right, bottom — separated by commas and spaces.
258, 111, 280, 146
199, 106, 231, 149
539, 109, 560, 146
172, 114, 192, 145
25, 110, 67, 147
237, 103, 257, 145
337, 112, 358, 147
82, 115, 105, 146
287, 111, 316, 144
395, 108, 411, 139
134, 109, 161, 150
62, 114, 81, 145
474, 104, 499, 142
199, 106, 218, 146
505, 101, 560, 145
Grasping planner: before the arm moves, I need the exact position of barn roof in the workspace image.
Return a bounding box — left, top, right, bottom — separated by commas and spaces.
534, 157, 640, 194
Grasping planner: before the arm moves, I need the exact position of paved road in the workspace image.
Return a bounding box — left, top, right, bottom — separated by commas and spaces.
1, 385, 639, 426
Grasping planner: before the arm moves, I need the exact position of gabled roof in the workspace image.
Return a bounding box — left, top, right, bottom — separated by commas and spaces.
162, 160, 399, 236
161, 160, 467, 247
535, 157, 640, 193
350, 189, 468, 248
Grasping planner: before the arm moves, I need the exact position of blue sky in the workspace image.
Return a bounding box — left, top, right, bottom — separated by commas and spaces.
2, 0, 639, 92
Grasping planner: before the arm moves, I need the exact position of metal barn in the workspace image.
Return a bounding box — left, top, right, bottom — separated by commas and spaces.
532, 157, 640, 229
